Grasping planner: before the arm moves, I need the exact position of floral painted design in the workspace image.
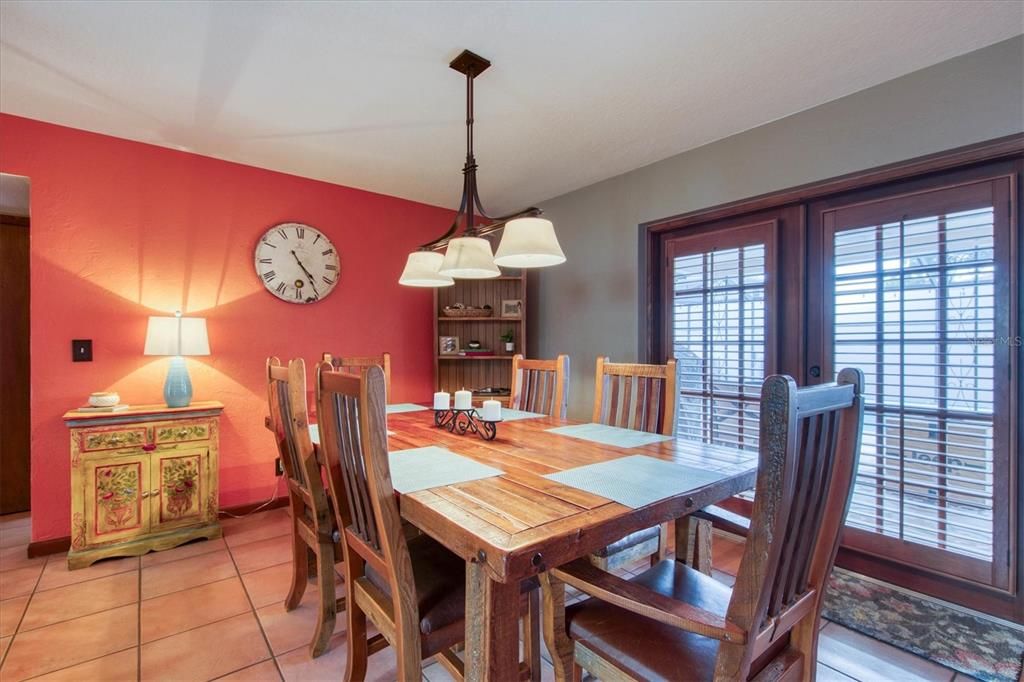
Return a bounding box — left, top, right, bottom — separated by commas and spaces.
157, 425, 207, 443
96, 464, 139, 529
161, 457, 199, 518
85, 430, 144, 450
823, 568, 1024, 682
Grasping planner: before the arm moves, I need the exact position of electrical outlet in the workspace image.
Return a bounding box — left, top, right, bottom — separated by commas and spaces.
274, 457, 284, 476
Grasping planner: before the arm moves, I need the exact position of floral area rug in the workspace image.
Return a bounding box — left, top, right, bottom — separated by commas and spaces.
822, 569, 1024, 682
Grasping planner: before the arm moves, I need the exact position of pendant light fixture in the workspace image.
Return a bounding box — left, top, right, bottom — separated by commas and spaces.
399, 50, 565, 287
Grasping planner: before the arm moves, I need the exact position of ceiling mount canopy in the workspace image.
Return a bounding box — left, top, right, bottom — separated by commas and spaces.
399, 49, 565, 287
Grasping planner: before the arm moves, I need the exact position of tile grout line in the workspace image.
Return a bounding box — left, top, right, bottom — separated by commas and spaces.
0, 553, 50, 673
223, 534, 286, 681
137, 562, 142, 682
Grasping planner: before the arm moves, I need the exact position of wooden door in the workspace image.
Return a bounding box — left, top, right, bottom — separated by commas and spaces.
84, 454, 151, 545
0, 215, 30, 514
809, 173, 1017, 592
150, 448, 208, 531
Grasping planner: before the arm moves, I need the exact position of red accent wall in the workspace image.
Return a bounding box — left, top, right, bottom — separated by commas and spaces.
0, 114, 450, 542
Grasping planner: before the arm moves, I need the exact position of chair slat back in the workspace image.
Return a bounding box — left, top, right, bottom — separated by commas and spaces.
265, 358, 333, 541
316, 363, 416, 595
592, 357, 678, 435
510, 354, 570, 418
718, 368, 864, 679
322, 352, 392, 399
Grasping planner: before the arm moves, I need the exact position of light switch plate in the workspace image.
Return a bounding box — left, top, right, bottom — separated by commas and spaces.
72, 339, 92, 362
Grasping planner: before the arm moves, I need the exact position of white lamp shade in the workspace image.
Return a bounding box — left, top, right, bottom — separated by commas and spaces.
398, 251, 454, 287
144, 316, 210, 356
493, 217, 566, 268
438, 236, 501, 279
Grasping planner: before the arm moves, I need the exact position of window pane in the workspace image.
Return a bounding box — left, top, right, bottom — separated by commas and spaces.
833, 207, 996, 562
672, 243, 766, 451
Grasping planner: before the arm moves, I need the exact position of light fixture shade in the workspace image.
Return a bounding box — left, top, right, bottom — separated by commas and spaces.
144, 316, 210, 356
399, 251, 454, 287
438, 236, 501, 279
493, 217, 566, 268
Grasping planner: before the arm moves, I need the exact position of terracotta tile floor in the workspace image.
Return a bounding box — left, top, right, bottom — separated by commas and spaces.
0, 510, 971, 681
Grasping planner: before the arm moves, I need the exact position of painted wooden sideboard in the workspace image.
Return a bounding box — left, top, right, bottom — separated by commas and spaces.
63, 401, 223, 569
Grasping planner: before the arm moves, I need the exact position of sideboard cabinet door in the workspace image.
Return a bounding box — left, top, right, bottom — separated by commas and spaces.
151, 447, 209, 532
84, 453, 151, 546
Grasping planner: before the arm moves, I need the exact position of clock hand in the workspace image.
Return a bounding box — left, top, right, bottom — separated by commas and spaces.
290, 250, 321, 298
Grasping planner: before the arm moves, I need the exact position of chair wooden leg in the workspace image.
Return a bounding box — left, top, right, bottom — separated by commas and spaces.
571, 662, 584, 682
675, 515, 713, 575
693, 518, 713, 575
523, 588, 541, 682
344, 557, 368, 682
308, 541, 337, 658
285, 518, 307, 611
652, 521, 671, 567
539, 572, 574, 682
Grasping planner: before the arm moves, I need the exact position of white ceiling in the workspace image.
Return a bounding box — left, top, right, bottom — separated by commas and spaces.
1, 1, 1021, 213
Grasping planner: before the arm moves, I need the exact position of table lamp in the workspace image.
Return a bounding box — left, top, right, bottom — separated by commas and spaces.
144, 311, 210, 408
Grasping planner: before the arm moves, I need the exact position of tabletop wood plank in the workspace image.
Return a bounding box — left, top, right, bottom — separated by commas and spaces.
381, 409, 758, 583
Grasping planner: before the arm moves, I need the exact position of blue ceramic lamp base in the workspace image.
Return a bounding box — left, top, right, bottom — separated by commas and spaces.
164, 356, 193, 408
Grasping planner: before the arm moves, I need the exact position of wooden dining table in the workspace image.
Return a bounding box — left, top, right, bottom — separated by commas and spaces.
311, 406, 759, 681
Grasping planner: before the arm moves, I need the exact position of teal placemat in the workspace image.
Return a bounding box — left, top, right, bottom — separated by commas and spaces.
386, 403, 429, 414
500, 408, 548, 421
546, 423, 672, 448
545, 455, 726, 508
388, 446, 502, 493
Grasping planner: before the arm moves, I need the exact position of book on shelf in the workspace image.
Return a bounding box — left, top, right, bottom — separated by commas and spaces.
76, 404, 131, 413
458, 349, 493, 356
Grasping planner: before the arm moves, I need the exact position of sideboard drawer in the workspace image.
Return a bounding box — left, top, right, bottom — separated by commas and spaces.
153, 420, 212, 445
80, 426, 149, 452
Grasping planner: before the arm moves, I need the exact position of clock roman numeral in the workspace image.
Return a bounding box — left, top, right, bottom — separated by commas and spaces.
261, 239, 276, 248
296, 226, 305, 239
294, 288, 302, 299
322, 248, 333, 256
324, 263, 337, 271
277, 228, 288, 241
275, 282, 287, 294
322, 276, 334, 285
258, 258, 272, 264
262, 270, 276, 281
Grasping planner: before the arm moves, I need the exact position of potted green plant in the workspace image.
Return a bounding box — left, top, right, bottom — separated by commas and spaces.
500, 329, 515, 353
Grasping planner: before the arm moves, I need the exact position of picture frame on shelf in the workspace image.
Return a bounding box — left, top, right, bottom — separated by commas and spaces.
500, 299, 522, 318
439, 335, 460, 355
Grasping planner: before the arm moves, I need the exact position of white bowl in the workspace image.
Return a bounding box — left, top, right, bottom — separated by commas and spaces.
88, 392, 120, 407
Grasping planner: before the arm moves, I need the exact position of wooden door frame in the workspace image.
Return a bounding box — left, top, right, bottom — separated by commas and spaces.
0, 213, 30, 515
638, 134, 1024, 621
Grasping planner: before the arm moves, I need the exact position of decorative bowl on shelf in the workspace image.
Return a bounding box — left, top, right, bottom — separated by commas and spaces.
88, 392, 120, 407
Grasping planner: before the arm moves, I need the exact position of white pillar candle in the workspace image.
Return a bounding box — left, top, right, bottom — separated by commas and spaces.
454, 389, 473, 411
433, 391, 450, 410
480, 400, 501, 421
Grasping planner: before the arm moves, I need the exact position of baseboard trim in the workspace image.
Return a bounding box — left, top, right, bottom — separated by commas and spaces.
27, 536, 70, 558
25, 495, 290, 558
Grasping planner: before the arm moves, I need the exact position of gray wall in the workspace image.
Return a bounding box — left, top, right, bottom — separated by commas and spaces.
532, 36, 1024, 420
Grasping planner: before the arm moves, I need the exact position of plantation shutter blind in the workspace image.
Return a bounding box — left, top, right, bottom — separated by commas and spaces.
667, 222, 777, 453
821, 177, 1015, 590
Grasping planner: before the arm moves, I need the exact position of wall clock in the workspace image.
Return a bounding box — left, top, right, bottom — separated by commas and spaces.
254, 222, 340, 304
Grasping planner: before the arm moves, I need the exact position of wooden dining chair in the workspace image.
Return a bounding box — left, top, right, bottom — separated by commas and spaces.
510, 354, 570, 418
589, 356, 678, 571
540, 368, 865, 682
265, 357, 345, 658
322, 351, 392, 397
315, 362, 542, 681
